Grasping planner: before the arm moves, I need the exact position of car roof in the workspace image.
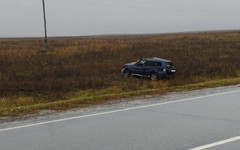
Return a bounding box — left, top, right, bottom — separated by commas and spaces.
141, 57, 172, 63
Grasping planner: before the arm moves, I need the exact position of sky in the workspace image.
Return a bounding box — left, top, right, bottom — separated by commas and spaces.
0, 0, 240, 37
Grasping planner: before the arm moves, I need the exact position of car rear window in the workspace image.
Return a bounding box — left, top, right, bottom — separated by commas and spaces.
165, 62, 173, 67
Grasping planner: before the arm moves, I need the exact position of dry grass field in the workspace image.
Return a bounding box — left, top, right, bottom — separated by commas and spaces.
1, 31, 240, 116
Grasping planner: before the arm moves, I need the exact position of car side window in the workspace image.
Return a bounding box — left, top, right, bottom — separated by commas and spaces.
145, 61, 156, 66
156, 62, 162, 67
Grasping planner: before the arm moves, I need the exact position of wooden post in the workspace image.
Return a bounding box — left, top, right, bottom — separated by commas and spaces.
42, 0, 48, 50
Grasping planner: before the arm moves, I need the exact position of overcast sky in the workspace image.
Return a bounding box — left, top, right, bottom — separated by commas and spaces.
0, 0, 240, 37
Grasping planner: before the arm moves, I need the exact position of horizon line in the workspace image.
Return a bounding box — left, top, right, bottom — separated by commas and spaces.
0, 29, 239, 39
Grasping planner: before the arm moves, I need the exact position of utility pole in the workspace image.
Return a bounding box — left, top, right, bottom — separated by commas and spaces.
42, 0, 48, 50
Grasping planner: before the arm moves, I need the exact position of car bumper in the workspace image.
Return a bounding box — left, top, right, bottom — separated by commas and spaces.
121, 68, 125, 74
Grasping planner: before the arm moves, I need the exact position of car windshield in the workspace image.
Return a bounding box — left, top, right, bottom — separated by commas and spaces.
136, 60, 145, 65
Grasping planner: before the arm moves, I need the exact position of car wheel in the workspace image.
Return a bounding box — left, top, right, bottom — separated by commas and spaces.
123, 70, 131, 78
150, 73, 158, 81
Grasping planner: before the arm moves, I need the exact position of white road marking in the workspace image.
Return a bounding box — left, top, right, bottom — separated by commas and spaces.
189, 136, 240, 150
0, 90, 240, 132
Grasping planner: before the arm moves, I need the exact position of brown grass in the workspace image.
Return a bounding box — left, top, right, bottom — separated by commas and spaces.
1, 31, 240, 116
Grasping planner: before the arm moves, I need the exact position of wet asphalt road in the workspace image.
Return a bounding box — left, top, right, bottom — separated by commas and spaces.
0, 90, 240, 150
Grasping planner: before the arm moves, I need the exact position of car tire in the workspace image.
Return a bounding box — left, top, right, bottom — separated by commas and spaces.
123, 70, 131, 78
150, 73, 158, 81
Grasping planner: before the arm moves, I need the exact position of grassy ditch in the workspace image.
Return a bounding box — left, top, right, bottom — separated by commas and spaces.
1, 31, 240, 116
1, 77, 240, 116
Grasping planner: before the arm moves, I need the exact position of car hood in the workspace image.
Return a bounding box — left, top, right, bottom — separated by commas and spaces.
125, 62, 136, 66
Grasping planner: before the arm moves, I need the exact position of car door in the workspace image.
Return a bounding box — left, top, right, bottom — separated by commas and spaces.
156, 62, 164, 75
132, 60, 145, 75
143, 61, 155, 76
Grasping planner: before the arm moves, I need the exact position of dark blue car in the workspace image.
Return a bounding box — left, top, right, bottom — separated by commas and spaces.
121, 57, 176, 80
